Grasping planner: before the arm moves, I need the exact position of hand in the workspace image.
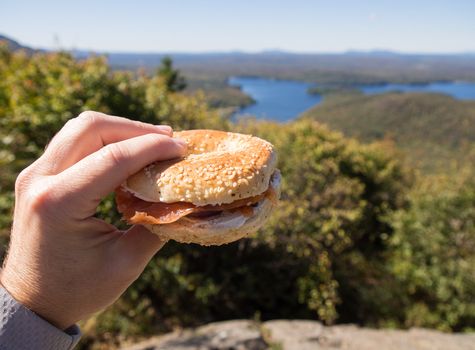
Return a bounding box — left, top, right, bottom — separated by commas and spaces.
0, 111, 187, 330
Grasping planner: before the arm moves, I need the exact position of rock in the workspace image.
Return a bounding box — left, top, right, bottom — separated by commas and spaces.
120, 320, 267, 350
262, 320, 475, 350
121, 319, 475, 350
262, 320, 324, 350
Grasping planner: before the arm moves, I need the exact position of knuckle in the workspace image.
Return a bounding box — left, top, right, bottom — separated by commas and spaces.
77, 110, 99, 122
62, 118, 76, 130
24, 182, 59, 214
150, 133, 169, 143
101, 143, 130, 168
133, 121, 150, 132
73, 111, 103, 129
15, 167, 34, 194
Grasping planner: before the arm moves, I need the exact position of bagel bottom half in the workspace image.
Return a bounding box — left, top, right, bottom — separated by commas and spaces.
145, 171, 281, 246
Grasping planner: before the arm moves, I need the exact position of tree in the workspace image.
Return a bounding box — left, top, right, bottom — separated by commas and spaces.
388, 178, 475, 331
157, 56, 186, 92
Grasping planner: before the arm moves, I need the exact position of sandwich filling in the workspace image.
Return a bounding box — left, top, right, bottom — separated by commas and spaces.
116, 171, 280, 225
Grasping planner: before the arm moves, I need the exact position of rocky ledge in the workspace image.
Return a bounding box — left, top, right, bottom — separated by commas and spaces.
120, 319, 475, 350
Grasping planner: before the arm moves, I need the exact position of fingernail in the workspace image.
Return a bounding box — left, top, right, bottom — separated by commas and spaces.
156, 125, 172, 134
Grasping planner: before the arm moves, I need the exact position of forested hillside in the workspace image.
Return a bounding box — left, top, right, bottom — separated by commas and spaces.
302, 92, 475, 173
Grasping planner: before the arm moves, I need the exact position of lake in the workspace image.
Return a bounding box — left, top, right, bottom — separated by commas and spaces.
229, 77, 475, 122
228, 76, 322, 122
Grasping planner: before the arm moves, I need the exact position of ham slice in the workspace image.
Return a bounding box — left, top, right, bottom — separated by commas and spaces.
115, 187, 274, 225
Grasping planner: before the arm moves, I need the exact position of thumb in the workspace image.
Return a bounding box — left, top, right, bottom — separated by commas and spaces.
115, 225, 168, 270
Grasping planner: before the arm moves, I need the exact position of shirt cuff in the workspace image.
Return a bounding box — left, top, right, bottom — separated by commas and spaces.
0, 286, 81, 349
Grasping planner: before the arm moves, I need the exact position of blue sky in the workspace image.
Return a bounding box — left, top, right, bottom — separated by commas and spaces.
1, 0, 474, 53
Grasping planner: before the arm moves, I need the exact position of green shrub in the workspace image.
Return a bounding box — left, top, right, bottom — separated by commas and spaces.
236, 119, 412, 325
388, 176, 475, 331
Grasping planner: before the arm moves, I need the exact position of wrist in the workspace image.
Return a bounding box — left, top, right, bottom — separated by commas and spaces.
0, 264, 74, 330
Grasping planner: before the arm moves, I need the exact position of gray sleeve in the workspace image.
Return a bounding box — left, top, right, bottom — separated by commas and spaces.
0, 286, 81, 350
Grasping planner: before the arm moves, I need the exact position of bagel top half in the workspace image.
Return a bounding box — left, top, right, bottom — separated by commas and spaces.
124, 130, 278, 206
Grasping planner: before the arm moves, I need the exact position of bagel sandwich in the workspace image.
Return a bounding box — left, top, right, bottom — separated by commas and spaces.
115, 130, 281, 245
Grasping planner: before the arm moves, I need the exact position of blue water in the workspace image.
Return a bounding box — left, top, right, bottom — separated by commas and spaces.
228, 76, 322, 122
229, 76, 475, 122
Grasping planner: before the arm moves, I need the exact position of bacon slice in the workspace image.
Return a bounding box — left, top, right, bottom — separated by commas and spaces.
115, 187, 271, 225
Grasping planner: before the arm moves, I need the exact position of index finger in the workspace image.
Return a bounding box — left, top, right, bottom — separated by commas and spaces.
55, 133, 186, 218
37, 111, 173, 175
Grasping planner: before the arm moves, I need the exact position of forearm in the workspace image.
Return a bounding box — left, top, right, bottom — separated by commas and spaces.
0, 285, 81, 350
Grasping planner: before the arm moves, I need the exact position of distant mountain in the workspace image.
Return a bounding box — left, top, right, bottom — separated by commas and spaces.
0, 34, 35, 54
344, 49, 401, 56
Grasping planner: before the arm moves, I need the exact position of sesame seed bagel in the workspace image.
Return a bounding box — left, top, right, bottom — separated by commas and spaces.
124, 130, 277, 206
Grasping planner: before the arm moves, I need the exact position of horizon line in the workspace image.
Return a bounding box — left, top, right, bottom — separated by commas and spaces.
2, 34, 475, 56
58, 47, 475, 56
